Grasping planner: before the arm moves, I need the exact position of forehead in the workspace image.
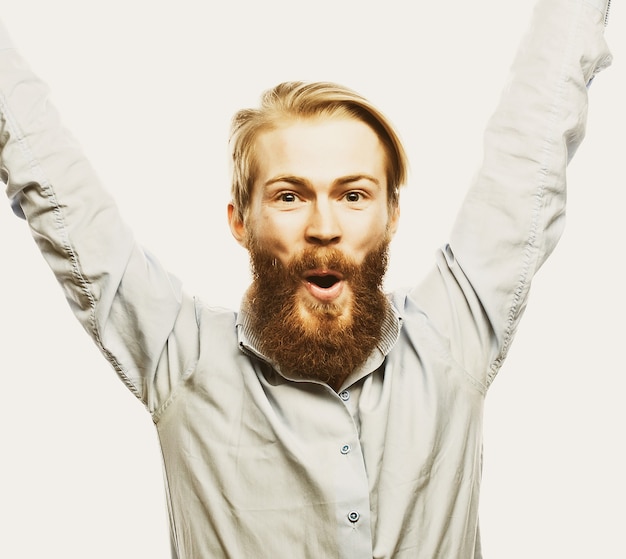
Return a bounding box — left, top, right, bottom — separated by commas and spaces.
253, 117, 388, 185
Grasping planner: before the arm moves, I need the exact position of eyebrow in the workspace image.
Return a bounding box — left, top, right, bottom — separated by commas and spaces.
264, 174, 382, 188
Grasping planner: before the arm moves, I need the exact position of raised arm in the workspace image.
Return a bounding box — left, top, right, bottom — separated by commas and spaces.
0, 23, 200, 413
407, 0, 612, 387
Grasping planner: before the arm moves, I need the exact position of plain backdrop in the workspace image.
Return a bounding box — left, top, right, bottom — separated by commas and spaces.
1, 1, 624, 557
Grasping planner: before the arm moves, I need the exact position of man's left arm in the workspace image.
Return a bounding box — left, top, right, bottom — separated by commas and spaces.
409, 0, 612, 387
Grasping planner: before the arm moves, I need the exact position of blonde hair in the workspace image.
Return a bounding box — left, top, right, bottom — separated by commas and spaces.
229, 81, 409, 221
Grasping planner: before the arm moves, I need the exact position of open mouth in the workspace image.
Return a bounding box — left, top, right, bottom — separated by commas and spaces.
307, 274, 341, 289
304, 271, 344, 302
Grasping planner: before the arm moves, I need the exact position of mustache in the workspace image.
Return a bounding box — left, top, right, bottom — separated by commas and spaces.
249, 243, 388, 288
283, 248, 358, 280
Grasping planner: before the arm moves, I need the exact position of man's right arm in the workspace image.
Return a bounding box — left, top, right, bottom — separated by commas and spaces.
0, 22, 200, 413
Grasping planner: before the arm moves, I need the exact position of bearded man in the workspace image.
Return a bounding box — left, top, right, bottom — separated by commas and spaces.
0, 1, 612, 558
229, 95, 404, 391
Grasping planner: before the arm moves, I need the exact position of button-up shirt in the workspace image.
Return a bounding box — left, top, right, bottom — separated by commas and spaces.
0, 1, 612, 557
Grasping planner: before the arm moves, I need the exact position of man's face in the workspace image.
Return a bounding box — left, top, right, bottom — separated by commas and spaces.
228, 116, 400, 387
229, 116, 399, 324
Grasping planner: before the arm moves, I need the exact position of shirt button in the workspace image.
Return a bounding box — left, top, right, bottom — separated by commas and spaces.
347, 511, 360, 523
340, 444, 351, 455
339, 390, 350, 401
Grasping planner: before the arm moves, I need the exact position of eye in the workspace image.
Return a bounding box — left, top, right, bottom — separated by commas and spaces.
344, 191, 364, 203
267, 188, 305, 209
279, 192, 298, 203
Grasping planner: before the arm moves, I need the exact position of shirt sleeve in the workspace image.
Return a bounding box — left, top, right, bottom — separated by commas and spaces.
407, 0, 612, 387
0, 21, 200, 414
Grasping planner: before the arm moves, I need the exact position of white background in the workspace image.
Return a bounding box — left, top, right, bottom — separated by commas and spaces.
0, 1, 624, 557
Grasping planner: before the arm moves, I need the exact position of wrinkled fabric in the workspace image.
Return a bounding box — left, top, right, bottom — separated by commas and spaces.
0, 1, 611, 558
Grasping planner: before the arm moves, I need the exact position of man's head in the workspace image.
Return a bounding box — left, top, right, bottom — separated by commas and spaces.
227, 82, 408, 388
228, 81, 408, 224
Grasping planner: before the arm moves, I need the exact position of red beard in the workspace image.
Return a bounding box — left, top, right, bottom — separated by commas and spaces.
245, 241, 390, 389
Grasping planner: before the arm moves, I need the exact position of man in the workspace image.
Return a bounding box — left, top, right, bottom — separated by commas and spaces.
0, 1, 613, 558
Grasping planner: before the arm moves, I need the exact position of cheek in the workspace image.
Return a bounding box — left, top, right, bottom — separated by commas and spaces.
247, 213, 302, 254
350, 213, 390, 246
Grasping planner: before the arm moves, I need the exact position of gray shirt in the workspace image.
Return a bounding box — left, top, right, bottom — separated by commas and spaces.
0, 0, 612, 557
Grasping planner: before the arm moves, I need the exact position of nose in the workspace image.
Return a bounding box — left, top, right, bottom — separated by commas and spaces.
305, 200, 341, 246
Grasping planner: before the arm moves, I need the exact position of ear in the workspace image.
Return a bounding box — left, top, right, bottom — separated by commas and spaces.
228, 203, 247, 247
387, 203, 400, 238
